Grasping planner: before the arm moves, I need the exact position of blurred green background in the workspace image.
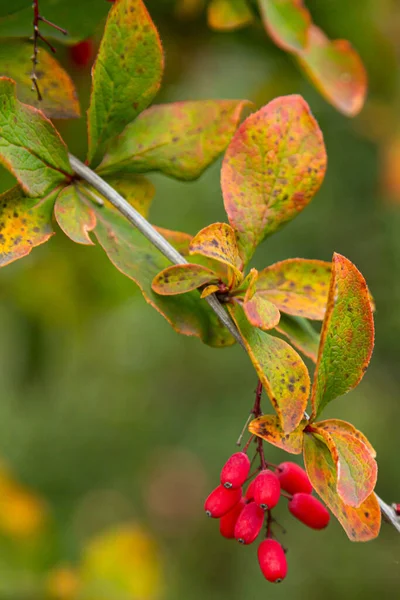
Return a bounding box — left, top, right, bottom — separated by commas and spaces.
0, 0, 399, 598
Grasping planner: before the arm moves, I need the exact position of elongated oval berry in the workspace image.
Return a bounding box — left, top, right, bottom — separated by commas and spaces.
245, 478, 256, 501
277, 462, 312, 495
204, 485, 242, 518
289, 493, 330, 529
234, 501, 265, 544
221, 452, 251, 489
253, 470, 281, 510
258, 539, 287, 583
220, 498, 246, 539
69, 39, 94, 68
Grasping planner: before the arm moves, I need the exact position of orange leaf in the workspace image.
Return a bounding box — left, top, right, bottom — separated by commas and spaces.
208, 0, 254, 31
303, 433, 380, 541
200, 285, 220, 298
249, 414, 306, 454
243, 271, 280, 330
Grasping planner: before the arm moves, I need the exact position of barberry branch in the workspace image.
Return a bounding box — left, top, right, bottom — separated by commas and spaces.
68, 153, 400, 536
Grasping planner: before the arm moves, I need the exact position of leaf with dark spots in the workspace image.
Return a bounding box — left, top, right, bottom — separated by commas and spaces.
249, 414, 306, 454
92, 203, 234, 347
297, 25, 367, 117
303, 433, 380, 541
208, 0, 254, 31
243, 270, 280, 330
54, 185, 96, 245
228, 302, 310, 433
0, 78, 72, 197
221, 95, 327, 265
152, 264, 218, 296
0, 40, 80, 119
200, 284, 220, 298
103, 174, 155, 218
257, 0, 311, 52
87, 0, 164, 166
255, 258, 332, 320
0, 185, 58, 266
310, 253, 374, 420
189, 223, 243, 286
313, 421, 377, 507
275, 313, 319, 362
97, 100, 251, 179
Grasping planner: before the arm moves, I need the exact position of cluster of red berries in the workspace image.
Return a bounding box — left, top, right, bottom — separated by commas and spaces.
205, 452, 330, 583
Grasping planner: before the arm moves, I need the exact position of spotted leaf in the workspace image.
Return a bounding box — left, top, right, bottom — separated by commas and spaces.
87, 0, 164, 166
221, 95, 327, 264
0, 186, 58, 266
275, 314, 319, 362
152, 264, 218, 295
98, 100, 250, 179
228, 302, 310, 432
303, 433, 380, 541
208, 0, 254, 31
243, 270, 280, 330
249, 414, 306, 454
255, 258, 332, 320
257, 0, 311, 52
54, 185, 96, 245
189, 223, 242, 285
311, 253, 374, 420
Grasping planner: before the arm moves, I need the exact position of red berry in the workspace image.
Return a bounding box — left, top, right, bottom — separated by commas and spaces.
253, 470, 281, 510
220, 498, 246, 539
69, 39, 94, 68
204, 485, 242, 518
245, 478, 256, 501
393, 503, 400, 516
221, 452, 251, 489
234, 501, 264, 544
288, 493, 330, 529
277, 462, 312, 495
258, 539, 287, 583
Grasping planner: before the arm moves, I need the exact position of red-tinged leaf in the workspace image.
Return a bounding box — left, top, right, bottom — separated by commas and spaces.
303, 433, 380, 541
243, 271, 280, 330
92, 203, 234, 347
258, 0, 311, 52
54, 185, 96, 245
255, 258, 332, 320
221, 95, 327, 264
0, 186, 58, 266
275, 314, 319, 362
249, 414, 306, 454
297, 25, 367, 117
228, 302, 310, 432
311, 253, 375, 420
316, 419, 376, 458
98, 100, 251, 179
189, 223, 243, 285
312, 424, 377, 508
152, 264, 218, 295
208, 0, 254, 31
103, 175, 155, 218
0, 40, 80, 119
200, 284, 220, 299
0, 78, 72, 197
87, 0, 164, 166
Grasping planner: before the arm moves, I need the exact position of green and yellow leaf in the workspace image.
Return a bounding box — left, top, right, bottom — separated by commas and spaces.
249, 414, 306, 454
275, 314, 319, 362
189, 223, 242, 285
243, 270, 280, 330
103, 175, 155, 218
316, 419, 376, 458
152, 264, 218, 295
257, 0, 311, 52
208, 0, 254, 31
221, 95, 327, 264
54, 185, 96, 245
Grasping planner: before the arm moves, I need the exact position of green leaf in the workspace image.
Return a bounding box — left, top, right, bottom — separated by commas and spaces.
228, 302, 310, 433
311, 253, 374, 420
249, 414, 306, 454
221, 95, 327, 264
255, 258, 332, 320
275, 314, 319, 362
152, 264, 218, 295
87, 0, 164, 166
98, 100, 251, 179
92, 201, 235, 348
54, 185, 96, 245
0, 185, 59, 266
243, 270, 281, 330
316, 419, 376, 458
0, 0, 109, 43
297, 25, 367, 117
207, 0, 254, 31
189, 222, 242, 286
312, 421, 377, 508
303, 433, 380, 541
257, 0, 311, 52
0, 78, 72, 197
0, 40, 80, 119
103, 175, 155, 218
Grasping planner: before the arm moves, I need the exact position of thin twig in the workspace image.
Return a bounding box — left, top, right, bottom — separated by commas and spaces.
68, 153, 400, 534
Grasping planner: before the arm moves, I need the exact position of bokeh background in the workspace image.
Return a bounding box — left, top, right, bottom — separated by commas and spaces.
0, 0, 399, 598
